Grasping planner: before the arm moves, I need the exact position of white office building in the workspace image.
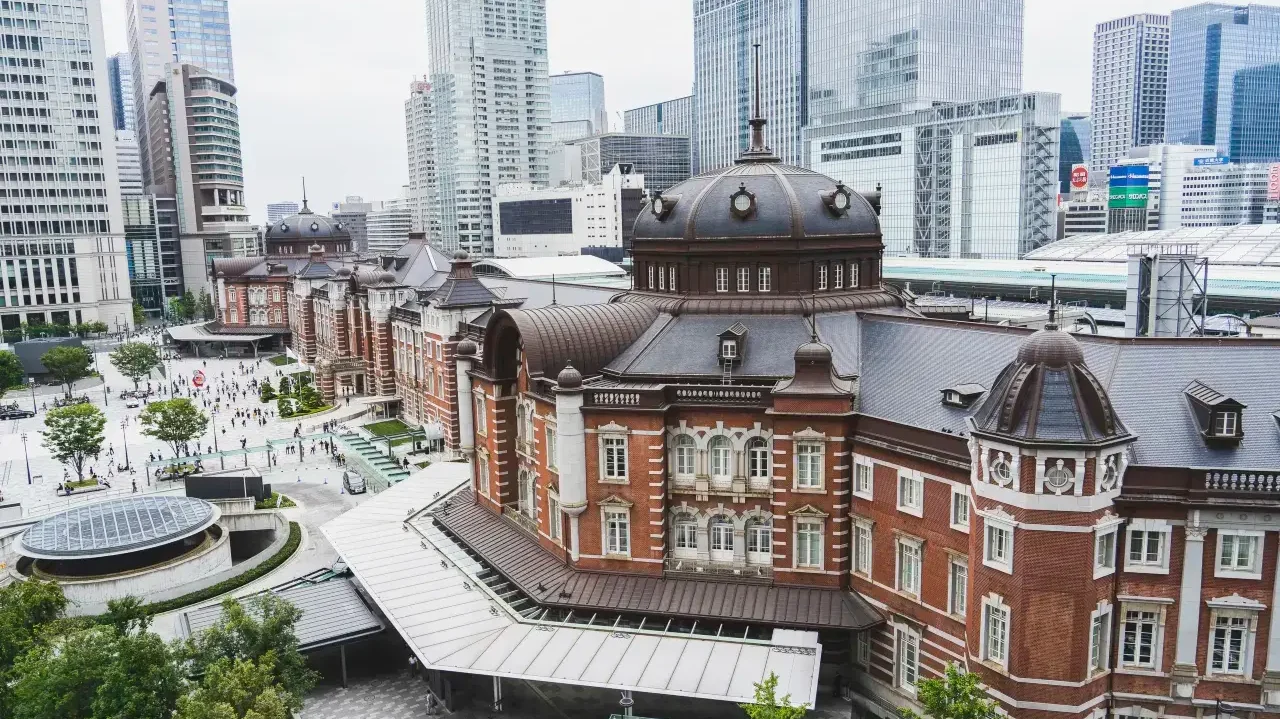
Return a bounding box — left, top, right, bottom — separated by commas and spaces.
425, 0, 550, 257
1120, 144, 1217, 230
115, 131, 144, 196
1179, 163, 1271, 227
266, 202, 300, 226
366, 194, 414, 255
810, 92, 1061, 260
0, 0, 133, 336
494, 167, 644, 258
405, 79, 437, 239
1090, 14, 1170, 174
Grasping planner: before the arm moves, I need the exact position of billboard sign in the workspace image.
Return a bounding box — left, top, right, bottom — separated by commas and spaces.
192, 369, 206, 388
1069, 164, 1089, 190
1108, 164, 1150, 209
1269, 164, 1280, 201
1194, 155, 1230, 167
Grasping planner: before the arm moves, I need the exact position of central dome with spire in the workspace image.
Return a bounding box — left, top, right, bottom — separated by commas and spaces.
264, 179, 353, 256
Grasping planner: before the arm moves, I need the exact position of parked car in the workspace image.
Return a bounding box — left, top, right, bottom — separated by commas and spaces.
342, 472, 366, 495
125, 398, 140, 409
0, 407, 35, 420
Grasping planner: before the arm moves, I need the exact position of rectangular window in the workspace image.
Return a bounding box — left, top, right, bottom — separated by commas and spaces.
834, 263, 844, 289
547, 495, 561, 540
850, 262, 859, 288
983, 602, 1009, 664
605, 510, 630, 555
896, 539, 921, 596
857, 632, 870, 666
669, 266, 676, 292
1120, 608, 1158, 669
758, 266, 771, 292
854, 523, 872, 576
950, 488, 969, 530
796, 443, 823, 488
1214, 411, 1238, 437
1210, 614, 1249, 674
895, 627, 919, 691
474, 394, 486, 435
1095, 528, 1117, 575
657, 266, 665, 290
737, 266, 749, 292
1127, 530, 1164, 568
1218, 532, 1259, 576
647, 265, 654, 289
817, 264, 828, 290
854, 462, 873, 499
949, 559, 967, 616
715, 266, 728, 292
897, 472, 922, 514
674, 520, 697, 552
985, 522, 1012, 571
602, 436, 627, 480
477, 455, 490, 496
546, 426, 557, 470
1089, 609, 1111, 673
796, 520, 822, 568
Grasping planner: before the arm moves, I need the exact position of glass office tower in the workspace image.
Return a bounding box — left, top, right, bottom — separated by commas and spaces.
1090, 14, 1169, 174
1167, 3, 1280, 158
551, 71, 607, 141
107, 52, 136, 132
1060, 114, 1092, 194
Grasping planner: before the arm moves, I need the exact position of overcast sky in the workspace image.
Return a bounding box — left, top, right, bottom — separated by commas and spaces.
100, 0, 1192, 224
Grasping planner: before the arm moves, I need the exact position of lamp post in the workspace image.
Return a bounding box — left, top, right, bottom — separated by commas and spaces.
28, 376, 36, 414
20, 432, 32, 485
211, 408, 224, 469
119, 418, 130, 472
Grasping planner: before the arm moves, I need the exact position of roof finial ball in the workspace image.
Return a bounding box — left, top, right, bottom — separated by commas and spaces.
557, 361, 583, 390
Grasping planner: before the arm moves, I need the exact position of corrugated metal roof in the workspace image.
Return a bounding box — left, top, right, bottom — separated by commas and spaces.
474, 255, 627, 280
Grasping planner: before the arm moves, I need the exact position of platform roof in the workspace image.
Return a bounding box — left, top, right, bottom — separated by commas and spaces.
322, 465, 823, 706
19, 495, 219, 560
1024, 224, 1280, 265
165, 322, 275, 343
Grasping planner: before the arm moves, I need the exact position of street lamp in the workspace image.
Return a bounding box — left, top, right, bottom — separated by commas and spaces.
211, 408, 224, 470
20, 432, 32, 485
119, 419, 130, 472
28, 376, 36, 414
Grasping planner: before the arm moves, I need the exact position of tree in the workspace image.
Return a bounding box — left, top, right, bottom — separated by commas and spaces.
41, 403, 106, 481
110, 342, 160, 390
132, 301, 146, 326
40, 345, 93, 399
174, 655, 289, 719
168, 297, 189, 323
739, 672, 808, 719
181, 290, 197, 322
138, 398, 209, 458
197, 290, 214, 321
0, 350, 24, 399
258, 383, 275, 402
0, 581, 68, 719
277, 376, 292, 396
184, 595, 317, 712
297, 383, 323, 411
898, 664, 1000, 719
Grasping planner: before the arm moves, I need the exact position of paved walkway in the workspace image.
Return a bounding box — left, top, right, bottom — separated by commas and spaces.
302, 674, 441, 719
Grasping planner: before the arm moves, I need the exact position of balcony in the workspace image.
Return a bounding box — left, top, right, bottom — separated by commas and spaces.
663, 555, 773, 584
501, 501, 539, 537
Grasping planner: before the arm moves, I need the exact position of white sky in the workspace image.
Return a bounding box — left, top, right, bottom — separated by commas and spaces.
98, 0, 1193, 224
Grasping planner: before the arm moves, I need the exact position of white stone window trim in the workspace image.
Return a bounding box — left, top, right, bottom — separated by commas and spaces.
1205, 597, 1264, 679
949, 485, 970, 533
1117, 600, 1168, 673
856, 631, 871, 668
852, 457, 874, 500
599, 496, 633, 558
546, 489, 562, 544
791, 506, 828, 571
1123, 519, 1172, 575
1094, 514, 1123, 579
947, 556, 968, 618
893, 623, 921, 696
1214, 528, 1265, 581
1097, 451, 1127, 494
896, 470, 924, 518
981, 510, 1015, 575
792, 429, 826, 492
852, 515, 874, 578
979, 593, 1011, 672
597, 422, 629, 484
1036, 456, 1082, 497
894, 533, 924, 598
1087, 600, 1113, 676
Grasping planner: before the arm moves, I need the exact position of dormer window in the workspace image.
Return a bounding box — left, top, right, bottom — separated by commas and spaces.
721, 339, 738, 359
941, 384, 986, 408
718, 322, 748, 364
1184, 380, 1245, 445
1214, 411, 1239, 438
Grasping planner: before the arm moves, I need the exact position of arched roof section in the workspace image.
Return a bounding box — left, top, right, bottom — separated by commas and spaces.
483, 303, 660, 380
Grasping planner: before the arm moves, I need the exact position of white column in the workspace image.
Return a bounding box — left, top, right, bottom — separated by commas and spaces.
1266, 537, 1280, 673
1172, 525, 1208, 691
555, 371, 586, 562
454, 345, 476, 497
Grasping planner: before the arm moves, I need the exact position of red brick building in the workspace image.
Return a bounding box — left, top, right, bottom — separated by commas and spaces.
435, 118, 1280, 719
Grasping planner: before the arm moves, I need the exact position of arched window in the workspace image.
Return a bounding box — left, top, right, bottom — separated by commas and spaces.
708, 435, 732, 481
709, 516, 734, 562
746, 518, 772, 564
517, 404, 529, 443
672, 513, 697, 558
518, 470, 534, 518
746, 438, 770, 486
673, 435, 695, 477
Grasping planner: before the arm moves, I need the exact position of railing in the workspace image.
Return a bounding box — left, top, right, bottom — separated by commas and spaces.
390, 306, 421, 324
672, 386, 766, 404
501, 501, 539, 537
663, 555, 773, 584
1204, 471, 1280, 493
589, 391, 641, 406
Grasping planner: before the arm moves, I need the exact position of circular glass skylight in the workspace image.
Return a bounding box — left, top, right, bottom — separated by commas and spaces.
19, 496, 219, 560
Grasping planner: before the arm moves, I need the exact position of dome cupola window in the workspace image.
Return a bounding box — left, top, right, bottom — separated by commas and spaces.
822, 183, 853, 216
651, 194, 678, 220
729, 184, 756, 219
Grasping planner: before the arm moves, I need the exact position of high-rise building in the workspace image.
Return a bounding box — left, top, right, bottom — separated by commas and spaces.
405, 79, 437, 238
553, 134, 691, 194
122, 195, 165, 316
366, 197, 414, 255
1089, 14, 1169, 174
425, 0, 550, 256
266, 202, 300, 225
550, 71, 607, 142
494, 166, 645, 258
624, 95, 694, 137
1167, 3, 1280, 159
1229, 62, 1280, 163
0, 0, 134, 336
115, 131, 144, 197
145, 64, 254, 293
805, 0, 1023, 129
127, 0, 236, 188
107, 52, 136, 132
331, 196, 374, 253
1060, 113, 1091, 194
694, 0, 809, 171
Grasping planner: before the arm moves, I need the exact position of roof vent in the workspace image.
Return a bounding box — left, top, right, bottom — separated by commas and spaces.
941, 383, 986, 408
1184, 380, 1246, 445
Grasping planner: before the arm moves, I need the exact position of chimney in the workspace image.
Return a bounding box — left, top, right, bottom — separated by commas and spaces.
308, 243, 324, 263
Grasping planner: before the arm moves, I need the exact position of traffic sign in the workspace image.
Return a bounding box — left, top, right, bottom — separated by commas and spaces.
192, 369, 206, 388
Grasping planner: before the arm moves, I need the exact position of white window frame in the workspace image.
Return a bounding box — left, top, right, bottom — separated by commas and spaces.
672, 434, 695, 478
795, 518, 824, 569
647, 265, 654, 289
603, 507, 630, 557
894, 625, 920, 694
980, 595, 1010, 670
1094, 524, 1119, 579
853, 518, 873, 578
1088, 601, 1112, 675
1118, 603, 1164, 671
948, 557, 968, 617
599, 433, 628, 482
794, 442, 824, 491
758, 266, 771, 292
476, 454, 490, 497
668, 265, 676, 292
817, 264, 828, 290
736, 266, 749, 292
720, 339, 737, 359
1208, 609, 1258, 678
853, 459, 873, 500
473, 393, 486, 436
849, 262, 859, 288
657, 265, 665, 290
949, 486, 970, 532
545, 424, 558, 471
715, 266, 729, 293
1215, 529, 1264, 580
708, 435, 733, 483
547, 492, 561, 542
1124, 520, 1171, 574
1214, 410, 1239, 437
672, 514, 698, 558
856, 632, 871, 667
895, 535, 922, 597
746, 520, 772, 564
896, 471, 923, 517
708, 516, 734, 563
983, 518, 1014, 574
833, 263, 843, 289
746, 438, 770, 487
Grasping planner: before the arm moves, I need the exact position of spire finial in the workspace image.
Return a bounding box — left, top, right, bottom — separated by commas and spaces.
1046, 273, 1059, 330
748, 43, 767, 152
301, 177, 309, 212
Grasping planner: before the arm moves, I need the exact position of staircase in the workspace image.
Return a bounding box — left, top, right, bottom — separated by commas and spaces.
334, 433, 411, 492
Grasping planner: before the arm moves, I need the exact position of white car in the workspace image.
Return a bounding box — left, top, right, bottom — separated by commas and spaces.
125, 398, 141, 409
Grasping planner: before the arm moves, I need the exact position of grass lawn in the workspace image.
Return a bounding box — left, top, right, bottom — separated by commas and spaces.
363, 419, 411, 437
254, 492, 296, 510
267, 355, 297, 366
66, 478, 99, 489
414, 461, 429, 469
279, 404, 332, 419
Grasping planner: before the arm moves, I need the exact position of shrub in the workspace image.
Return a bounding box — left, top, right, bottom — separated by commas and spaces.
259, 384, 276, 402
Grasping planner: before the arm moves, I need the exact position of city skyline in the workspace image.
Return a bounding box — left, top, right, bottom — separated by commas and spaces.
97, 0, 1255, 222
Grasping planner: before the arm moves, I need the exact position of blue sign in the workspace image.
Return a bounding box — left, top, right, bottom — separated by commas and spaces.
1194, 156, 1230, 166
1109, 165, 1150, 183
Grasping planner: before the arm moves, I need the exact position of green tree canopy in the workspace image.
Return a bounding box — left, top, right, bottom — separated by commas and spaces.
181, 290, 197, 321
41, 403, 106, 481
197, 290, 214, 321
109, 342, 160, 390
739, 672, 808, 719
138, 398, 209, 458
132, 301, 146, 326
40, 345, 93, 399
899, 664, 1000, 719
184, 595, 316, 712
0, 350, 25, 399
168, 297, 189, 322
174, 655, 289, 719
0, 580, 68, 718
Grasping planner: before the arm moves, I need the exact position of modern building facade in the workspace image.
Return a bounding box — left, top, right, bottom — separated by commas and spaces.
1060, 113, 1091, 195
405, 79, 437, 238
127, 0, 236, 189
1166, 3, 1280, 159
0, 0, 134, 336
366, 199, 414, 256
107, 52, 136, 132
554, 133, 691, 195
425, 0, 551, 257
1229, 62, 1280, 163
145, 64, 255, 293
330, 196, 374, 254
1090, 14, 1170, 174
115, 131, 144, 197
266, 202, 300, 226
550, 71, 607, 143
122, 195, 165, 316
624, 95, 694, 137
810, 92, 1062, 259
494, 167, 645, 258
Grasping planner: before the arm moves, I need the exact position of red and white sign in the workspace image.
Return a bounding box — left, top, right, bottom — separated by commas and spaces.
1268, 163, 1280, 201
1070, 164, 1089, 191
192, 369, 206, 388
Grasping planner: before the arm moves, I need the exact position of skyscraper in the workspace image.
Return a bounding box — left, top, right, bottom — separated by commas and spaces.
693, 0, 808, 171
266, 202, 301, 226
550, 71, 607, 142
1060, 113, 1091, 194
405, 79, 437, 238
116, 131, 144, 196
1167, 3, 1280, 157
1090, 14, 1169, 174
331, 197, 374, 254
624, 96, 694, 137
425, 0, 550, 256
127, 0, 236, 188
0, 0, 133, 335
107, 52, 136, 132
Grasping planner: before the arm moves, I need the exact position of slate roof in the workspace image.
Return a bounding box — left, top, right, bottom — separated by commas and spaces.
433, 492, 881, 631
181, 576, 382, 651
497, 303, 660, 377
